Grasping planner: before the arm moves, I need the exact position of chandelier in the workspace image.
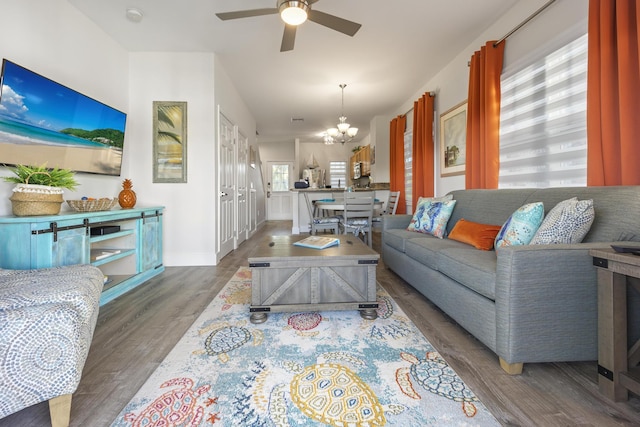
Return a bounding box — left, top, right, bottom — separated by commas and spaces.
326, 84, 358, 144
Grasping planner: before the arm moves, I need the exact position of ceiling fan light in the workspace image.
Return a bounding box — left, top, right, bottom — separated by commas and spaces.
347, 127, 358, 137
279, 1, 309, 26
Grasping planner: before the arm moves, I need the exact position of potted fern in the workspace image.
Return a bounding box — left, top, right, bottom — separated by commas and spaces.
3, 164, 79, 216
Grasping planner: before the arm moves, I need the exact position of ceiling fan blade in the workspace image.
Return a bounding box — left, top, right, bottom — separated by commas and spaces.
308, 10, 362, 37
216, 8, 278, 21
281, 24, 297, 52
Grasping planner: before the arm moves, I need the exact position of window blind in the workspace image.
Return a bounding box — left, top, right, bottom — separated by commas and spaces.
329, 161, 347, 188
404, 130, 413, 213
499, 33, 587, 188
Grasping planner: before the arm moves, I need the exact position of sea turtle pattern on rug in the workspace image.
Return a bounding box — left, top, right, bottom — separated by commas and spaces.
283, 312, 323, 336
193, 321, 264, 363
396, 351, 479, 417
232, 351, 405, 426
123, 377, 218, 426
114, 268, 499, 427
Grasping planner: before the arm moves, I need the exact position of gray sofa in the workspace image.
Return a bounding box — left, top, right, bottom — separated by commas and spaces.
382, 186, 640, 374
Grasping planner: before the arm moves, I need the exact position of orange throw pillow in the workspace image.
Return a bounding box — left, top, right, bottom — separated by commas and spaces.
448, 218, 502, 251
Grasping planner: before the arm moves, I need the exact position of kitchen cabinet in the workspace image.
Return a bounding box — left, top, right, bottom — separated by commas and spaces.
350, 145, 371, 179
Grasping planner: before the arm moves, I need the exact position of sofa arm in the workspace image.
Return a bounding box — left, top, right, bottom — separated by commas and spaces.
382, 214, 412, 231
0, 265, 104, 419
495, 242, 616, 365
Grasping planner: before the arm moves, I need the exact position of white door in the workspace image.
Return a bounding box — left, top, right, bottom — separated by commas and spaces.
218, 113, 235, 259
266, 161, 293, 220
236, 132, 248, 246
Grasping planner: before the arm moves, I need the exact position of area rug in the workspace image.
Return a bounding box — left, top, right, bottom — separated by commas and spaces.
111, 267, 499, 426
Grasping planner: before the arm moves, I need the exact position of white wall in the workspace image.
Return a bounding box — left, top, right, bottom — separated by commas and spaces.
0, 0, 129, 214
395, 0, 588, 197
369, 115, 391, 183
297, 141, 353, 182
128, 52, 219, 266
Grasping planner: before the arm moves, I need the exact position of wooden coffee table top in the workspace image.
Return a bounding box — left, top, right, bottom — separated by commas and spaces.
249, 234, 379, 263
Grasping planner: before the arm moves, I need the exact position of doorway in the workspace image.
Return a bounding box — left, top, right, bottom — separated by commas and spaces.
266, 161, 293, 220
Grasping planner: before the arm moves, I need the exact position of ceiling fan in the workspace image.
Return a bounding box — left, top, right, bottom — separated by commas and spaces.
215, 0, 362, 52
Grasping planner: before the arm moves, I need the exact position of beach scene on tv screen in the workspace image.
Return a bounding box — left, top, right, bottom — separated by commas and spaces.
0, 60, 126, 176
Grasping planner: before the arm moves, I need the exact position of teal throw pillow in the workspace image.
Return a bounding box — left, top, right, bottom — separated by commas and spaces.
494, 202, 544, 248
407, 195, 454, 232
530, 198, 594, 244
409, 199, 457, 238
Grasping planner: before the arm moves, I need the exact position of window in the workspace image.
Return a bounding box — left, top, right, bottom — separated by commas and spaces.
270, 164, 290, 191
499, 33, 587, 188
404, 130, 413, 213
329, 161, 347, 188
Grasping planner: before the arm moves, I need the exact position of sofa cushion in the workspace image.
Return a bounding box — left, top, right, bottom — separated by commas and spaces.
437, 247, 498, 300
530, 198, 594, 244
495, 202, 544, 248
408, 200, 457, 238
404, 236, 469, 270
407, 195, 453, 232
449, 218, 502, 250
384, 228, 424, 253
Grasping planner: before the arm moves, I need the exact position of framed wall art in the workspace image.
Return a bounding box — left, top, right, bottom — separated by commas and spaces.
439, 101, 467, 177
153, 101, 187, 183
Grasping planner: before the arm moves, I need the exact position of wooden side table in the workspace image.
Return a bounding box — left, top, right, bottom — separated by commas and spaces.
590, 248, 640, 401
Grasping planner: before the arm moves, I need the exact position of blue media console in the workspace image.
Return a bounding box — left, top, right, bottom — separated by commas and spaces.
0, 206, 164, 305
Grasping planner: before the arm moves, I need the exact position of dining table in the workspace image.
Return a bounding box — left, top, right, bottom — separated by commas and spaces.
313, 198, 383, 216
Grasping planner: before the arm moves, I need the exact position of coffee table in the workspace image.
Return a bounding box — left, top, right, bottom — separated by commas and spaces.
248, 234, 379, 323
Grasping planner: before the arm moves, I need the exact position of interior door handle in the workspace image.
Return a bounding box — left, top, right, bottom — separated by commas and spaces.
220, 191, 228, 197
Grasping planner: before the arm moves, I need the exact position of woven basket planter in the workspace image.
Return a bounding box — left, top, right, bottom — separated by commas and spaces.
10, 184, 64, 216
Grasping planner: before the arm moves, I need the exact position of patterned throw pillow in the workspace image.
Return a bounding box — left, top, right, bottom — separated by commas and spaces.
494, 202, 545, 248
530, 198, 594, 244
408, 199, 457, 238
407, 195, 454, 232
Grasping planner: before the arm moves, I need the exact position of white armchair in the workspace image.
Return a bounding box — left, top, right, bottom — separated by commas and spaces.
0, 264, 104, 427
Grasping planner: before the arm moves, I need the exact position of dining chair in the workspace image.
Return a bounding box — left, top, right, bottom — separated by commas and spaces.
304, 192, 339, 235
372, 190, 400, 227
339, 191, 375, 247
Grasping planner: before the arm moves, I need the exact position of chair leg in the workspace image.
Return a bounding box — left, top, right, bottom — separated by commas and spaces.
49, 394, 72, 427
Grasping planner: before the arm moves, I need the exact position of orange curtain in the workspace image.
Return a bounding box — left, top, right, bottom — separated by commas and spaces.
412, 92, 435, 208
465, 40, 505, 189
587, 0, 640, 185
389, 115, 407, 214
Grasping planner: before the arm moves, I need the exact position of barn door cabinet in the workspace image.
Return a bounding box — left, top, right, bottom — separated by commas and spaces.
0, 206, 164, 305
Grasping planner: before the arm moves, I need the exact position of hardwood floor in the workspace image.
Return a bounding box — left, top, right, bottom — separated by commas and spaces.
3, 220, 640, 426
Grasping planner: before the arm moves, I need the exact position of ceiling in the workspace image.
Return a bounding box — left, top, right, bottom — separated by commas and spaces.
68, 0, 520, 144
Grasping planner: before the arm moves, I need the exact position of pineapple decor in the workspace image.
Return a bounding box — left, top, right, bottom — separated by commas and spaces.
118, 178, 137, 209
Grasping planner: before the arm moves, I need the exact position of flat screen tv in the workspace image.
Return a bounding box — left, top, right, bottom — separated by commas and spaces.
0, 59, 127, 176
